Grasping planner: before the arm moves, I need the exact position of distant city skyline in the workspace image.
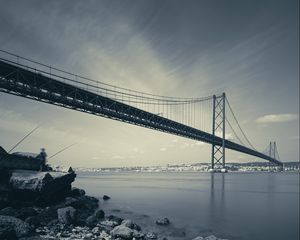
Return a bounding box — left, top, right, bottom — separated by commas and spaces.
0, 0, 299, 167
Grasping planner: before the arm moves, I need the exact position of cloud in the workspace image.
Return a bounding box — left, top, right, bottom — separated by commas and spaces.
159, 147, 167, 151
256, 114, 298, 123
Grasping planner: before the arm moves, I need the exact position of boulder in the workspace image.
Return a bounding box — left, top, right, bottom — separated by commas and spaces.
0, 207, 17, 217
107, 215, 123, 224
103, 195, 110, 201
110, 225, 133, 239
121, 219, 141, 231
72, 196, 99, 225
0, 206, 37, 220
155, 217, 170, 226
0, 215, 31, 237
0, 225, 17, 239
70, 187, 85, 197
25, 206, 57, 227
192, 237, 204, 240
100, 220, 119, 228
95, 209, 105, 219
57, 206, 76, 224
85, 215, 98, 228
132, 229, 145, 239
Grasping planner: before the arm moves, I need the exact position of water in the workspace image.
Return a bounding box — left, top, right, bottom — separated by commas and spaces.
74, 172, 299, 240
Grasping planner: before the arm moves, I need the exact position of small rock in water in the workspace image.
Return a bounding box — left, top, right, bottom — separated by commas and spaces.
155, 217, 170, 226
103, 195, 111, 200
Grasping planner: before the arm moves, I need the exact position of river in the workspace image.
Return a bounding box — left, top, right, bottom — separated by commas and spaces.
73, 172, 299, 240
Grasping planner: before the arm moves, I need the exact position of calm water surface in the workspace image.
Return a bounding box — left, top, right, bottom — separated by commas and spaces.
74, 172, 299, 240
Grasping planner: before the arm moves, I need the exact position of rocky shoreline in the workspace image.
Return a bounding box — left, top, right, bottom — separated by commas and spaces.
0, 158, 227, 240
0, 186, 227, 240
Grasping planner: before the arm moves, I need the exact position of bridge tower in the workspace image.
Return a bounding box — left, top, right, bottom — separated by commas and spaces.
211, 92, 226, 171
268, 141, 280, 171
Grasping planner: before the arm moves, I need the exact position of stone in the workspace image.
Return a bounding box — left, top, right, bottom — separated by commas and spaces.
192, 237, 204, 240
57, 206, 76, 224
155, 217, 170, 226
132, 229, 145, 239
63, 197, 79, 207
18, 207, 38, 220
107, 215, 123, 224
95, 209, 105, 219
0, 207, 17, 217
121, 219, 134, 228
70, 187, 85, 197
99, 230, 112, 239
205, 236, 218, 240
25, 206, 57, 226
7, 170, 76, 204
85, 215, 98, 227
0, 206, 37, 220
0, 225, 17, 239
0, 215, 31, 238
121, 219, 141, 231
100, 220, 119, 228
110, 225, 133, 239
145, 232, 158, 239
103, 195, 111, 200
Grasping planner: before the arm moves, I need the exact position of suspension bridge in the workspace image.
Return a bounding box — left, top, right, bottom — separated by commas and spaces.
0, 50, 283, 169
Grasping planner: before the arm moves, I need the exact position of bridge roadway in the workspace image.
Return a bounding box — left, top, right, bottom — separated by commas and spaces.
0, 59, 283, 166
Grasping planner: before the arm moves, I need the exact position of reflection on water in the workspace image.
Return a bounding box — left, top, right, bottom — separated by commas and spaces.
75, 172, 299, 240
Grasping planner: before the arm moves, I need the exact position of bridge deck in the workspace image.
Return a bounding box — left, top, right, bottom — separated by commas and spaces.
0, 59, 283, 166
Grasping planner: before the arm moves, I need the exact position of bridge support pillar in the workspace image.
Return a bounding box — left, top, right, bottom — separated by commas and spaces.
211, 93, 226, 171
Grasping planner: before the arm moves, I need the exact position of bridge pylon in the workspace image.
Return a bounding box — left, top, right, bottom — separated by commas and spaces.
211, 92, 226, 172
268, 141, 282, 171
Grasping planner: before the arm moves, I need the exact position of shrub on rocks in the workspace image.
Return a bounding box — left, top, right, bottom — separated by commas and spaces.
155, 217, 170, 226
0, 215, 32, 238
57, 206, 76, 225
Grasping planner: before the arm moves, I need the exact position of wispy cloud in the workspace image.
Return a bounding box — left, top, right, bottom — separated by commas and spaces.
256, 114, 298, 123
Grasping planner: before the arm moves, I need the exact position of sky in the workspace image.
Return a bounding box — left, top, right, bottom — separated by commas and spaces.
0, 0, 299, 168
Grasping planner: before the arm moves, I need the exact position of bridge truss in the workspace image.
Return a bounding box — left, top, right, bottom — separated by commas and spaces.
0, 50, 283, 167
